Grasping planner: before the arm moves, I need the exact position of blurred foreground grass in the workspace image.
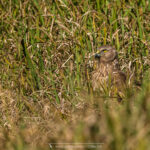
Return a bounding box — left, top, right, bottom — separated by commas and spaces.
0, 0, 150, 150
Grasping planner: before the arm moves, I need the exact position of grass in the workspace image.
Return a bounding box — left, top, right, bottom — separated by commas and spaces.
0, 0, 150, 149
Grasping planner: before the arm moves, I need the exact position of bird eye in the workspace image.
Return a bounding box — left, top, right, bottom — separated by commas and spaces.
103, 49, 108, 53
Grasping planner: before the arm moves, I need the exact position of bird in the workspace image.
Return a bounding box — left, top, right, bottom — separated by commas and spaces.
91, 45, 126, 100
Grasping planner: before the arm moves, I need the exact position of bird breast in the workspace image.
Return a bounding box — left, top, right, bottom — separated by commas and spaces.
92, 63, 113, 91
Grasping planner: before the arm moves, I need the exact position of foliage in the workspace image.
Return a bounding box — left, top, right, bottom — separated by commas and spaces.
0, 0, 150, 149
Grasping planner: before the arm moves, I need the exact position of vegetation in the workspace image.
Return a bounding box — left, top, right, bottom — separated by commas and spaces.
0, 0, 150, 149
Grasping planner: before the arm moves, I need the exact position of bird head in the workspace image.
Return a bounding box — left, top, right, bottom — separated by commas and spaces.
95, 45, 117, 63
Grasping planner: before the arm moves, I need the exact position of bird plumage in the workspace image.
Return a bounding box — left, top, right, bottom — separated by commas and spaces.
92, 46, 126, 98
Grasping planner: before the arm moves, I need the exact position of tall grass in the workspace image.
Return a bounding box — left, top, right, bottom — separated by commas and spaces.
0, 0, 150, 149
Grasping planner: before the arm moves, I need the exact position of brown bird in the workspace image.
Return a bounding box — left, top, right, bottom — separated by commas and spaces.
92, 45, 126, 99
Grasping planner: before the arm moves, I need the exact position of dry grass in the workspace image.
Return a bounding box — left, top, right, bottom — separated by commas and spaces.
0, 0, 150, 150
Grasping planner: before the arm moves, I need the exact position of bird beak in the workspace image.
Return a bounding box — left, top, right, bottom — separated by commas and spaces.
95, 49, 108, 59
94, 53, 101, 59
94, 50, 104, 59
